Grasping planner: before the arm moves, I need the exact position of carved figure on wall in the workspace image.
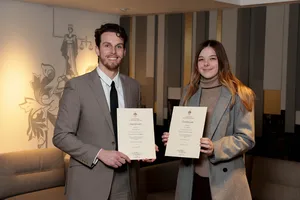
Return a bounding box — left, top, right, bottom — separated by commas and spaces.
60, 24, 78, 80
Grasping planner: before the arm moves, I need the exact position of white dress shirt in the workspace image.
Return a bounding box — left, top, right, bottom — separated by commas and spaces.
96, 67, 125, 110
93, 67, 125, 165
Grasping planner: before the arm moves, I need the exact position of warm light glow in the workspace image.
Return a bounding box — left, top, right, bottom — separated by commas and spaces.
0, 28, 42, 153
77, 49, 98, 75
1, 64, 28, 109
0, 56, 36, 153
0, 37, 98, 153
0, 0, 119, 153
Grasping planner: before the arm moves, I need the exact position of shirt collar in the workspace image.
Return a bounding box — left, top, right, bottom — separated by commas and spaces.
96, 66, 121, 88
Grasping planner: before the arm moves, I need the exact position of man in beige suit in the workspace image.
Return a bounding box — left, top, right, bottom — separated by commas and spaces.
53, 23, 155, 200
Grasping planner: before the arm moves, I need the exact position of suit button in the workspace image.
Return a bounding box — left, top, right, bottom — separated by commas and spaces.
112, 141, 115, 144
223, 168, 228, 172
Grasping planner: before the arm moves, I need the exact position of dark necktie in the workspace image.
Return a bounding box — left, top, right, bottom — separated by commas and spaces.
110, 81, 118, 150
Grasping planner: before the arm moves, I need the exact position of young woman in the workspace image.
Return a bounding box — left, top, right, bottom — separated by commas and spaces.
162, 40, 255, 200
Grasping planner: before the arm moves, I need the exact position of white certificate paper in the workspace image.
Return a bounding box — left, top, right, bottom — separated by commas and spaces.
117, 108, 156, 160
165, 106, 207, 159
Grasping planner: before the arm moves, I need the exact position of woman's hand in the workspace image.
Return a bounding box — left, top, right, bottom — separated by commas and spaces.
200, 138, 214, 156
162, 132, 170, 146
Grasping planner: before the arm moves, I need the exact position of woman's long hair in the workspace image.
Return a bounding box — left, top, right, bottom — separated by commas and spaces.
182, 40, 255, 111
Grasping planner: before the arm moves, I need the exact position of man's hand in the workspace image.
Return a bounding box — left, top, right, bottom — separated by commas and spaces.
97, 149, 131, 168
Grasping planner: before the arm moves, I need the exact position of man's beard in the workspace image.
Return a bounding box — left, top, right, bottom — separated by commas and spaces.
99, 56, 121, 71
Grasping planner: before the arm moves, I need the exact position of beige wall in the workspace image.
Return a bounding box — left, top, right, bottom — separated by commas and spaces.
0, 0, 119, 153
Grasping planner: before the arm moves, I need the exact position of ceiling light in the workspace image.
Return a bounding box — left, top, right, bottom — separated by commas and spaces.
215, 0, 297, 6
120, 8, 130, 12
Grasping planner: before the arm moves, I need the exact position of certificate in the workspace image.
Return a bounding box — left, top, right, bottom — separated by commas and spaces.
117, 108, 156, 160
165, 106, 207, 159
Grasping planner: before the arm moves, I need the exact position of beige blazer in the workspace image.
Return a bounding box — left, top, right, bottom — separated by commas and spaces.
53, 69, 140, 200
175, 85, 255, 200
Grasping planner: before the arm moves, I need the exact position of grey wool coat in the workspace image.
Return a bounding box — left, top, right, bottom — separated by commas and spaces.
175, 85, 255, 200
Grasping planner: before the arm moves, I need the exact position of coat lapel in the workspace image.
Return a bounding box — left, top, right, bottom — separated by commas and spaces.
187, 87, 201, 107
87, 69, 114, 136
186, 86, 232, 139
120, 74, 131, 108
207, 86, 232, 139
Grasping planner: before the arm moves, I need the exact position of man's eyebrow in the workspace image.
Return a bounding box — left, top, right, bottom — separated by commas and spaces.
101, 42, 124, 46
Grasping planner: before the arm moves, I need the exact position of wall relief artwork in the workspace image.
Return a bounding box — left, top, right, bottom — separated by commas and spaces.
19, 63, 62, 148
19, 21, 95, 149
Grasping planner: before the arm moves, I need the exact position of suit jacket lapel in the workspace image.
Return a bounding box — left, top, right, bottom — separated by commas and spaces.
120, 74, 131, 108
87, 69, 114, 135
208, 86, 232, 139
